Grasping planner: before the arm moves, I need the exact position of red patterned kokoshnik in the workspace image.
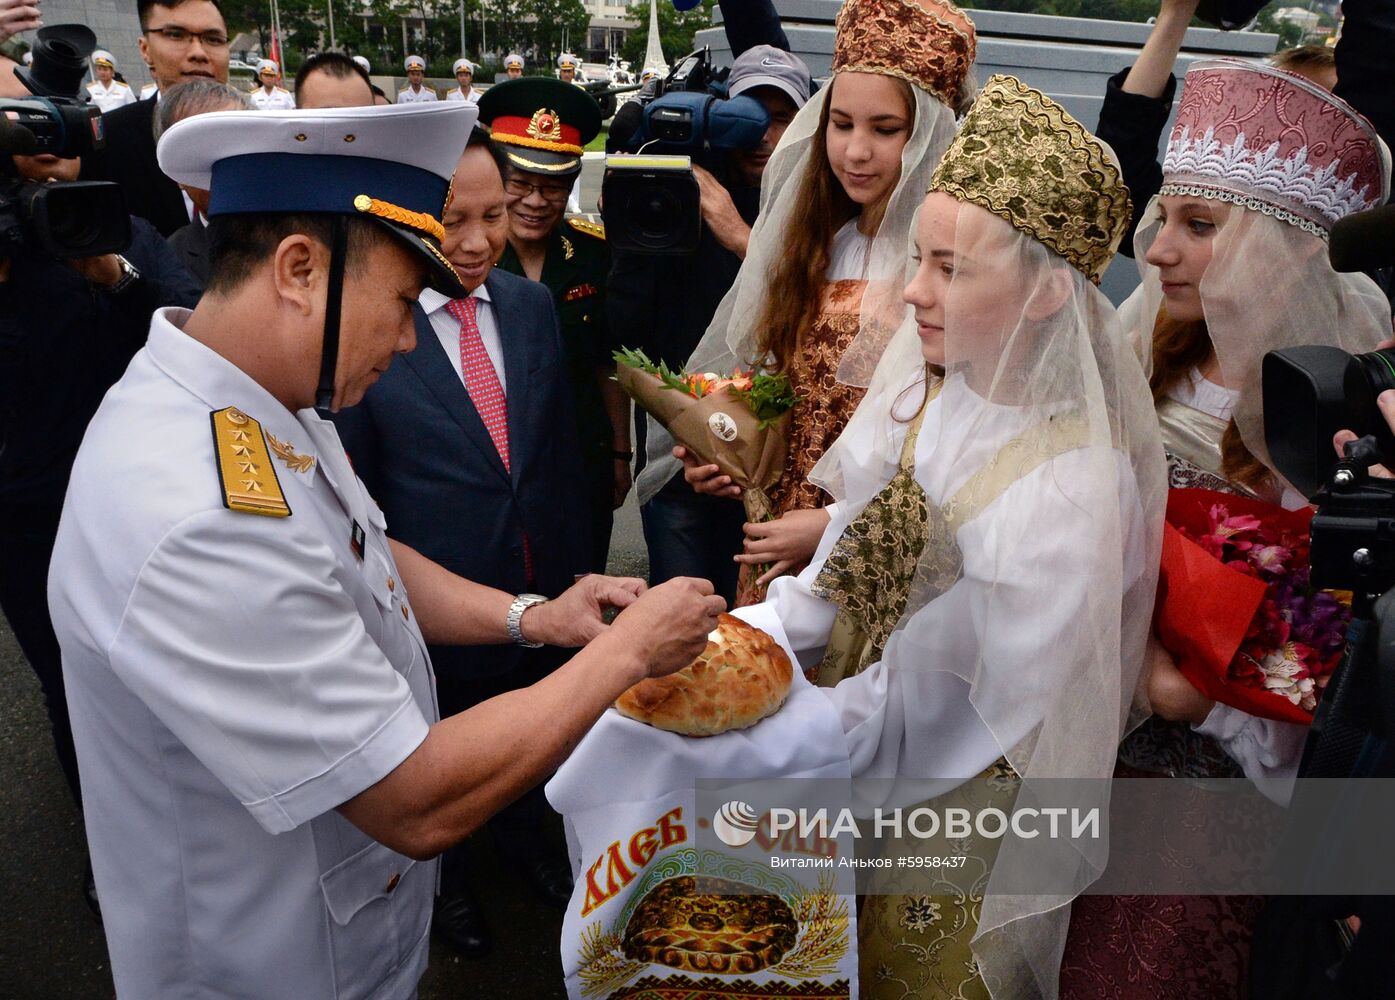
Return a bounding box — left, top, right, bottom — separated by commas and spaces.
832, 0, 977, 110
1161, 57, 1389, 239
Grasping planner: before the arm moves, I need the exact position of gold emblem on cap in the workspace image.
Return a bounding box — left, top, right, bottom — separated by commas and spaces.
527, 108, 564, 143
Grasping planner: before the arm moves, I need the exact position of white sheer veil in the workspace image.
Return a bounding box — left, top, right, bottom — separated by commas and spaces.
809, 195, 1164, 998
1124, 197, 1392, 496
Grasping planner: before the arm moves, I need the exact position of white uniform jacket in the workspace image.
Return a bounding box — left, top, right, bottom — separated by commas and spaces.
249, 85, 296, 110
396, 85, 438, 103
87, 79, 138, 113
49, 307, 440, 999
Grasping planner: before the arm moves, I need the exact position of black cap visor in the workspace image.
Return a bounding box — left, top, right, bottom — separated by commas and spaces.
500, 143, 583, 177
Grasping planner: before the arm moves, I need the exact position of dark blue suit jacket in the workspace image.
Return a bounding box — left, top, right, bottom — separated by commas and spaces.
333, 269, 591, 679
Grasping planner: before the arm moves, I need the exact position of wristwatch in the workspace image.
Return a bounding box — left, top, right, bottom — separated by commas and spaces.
507, 593, 548, 648
105, 254, 141, 295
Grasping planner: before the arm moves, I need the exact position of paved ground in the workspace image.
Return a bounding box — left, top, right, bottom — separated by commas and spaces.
0, 157, 653, 999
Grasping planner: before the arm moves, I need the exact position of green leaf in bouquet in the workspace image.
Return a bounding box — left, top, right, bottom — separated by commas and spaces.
731, 372, 801, 430
612, 346, 660, 374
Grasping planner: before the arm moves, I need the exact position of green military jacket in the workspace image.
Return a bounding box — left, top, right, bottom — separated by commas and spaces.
497, 217, 615, 462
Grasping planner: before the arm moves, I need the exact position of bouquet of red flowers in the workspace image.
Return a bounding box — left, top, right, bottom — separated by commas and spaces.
1155, 488, 1351, 725
613, 347, 798, 522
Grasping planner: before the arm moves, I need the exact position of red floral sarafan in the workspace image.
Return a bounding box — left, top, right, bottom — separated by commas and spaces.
1156, 488, 1351, 724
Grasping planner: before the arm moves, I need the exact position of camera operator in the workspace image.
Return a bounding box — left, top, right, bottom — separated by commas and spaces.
607, 0, 810, 604
0, 31, 200, 916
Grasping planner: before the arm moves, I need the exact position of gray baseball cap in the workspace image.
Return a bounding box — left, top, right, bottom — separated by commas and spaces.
728, 45, 811, 110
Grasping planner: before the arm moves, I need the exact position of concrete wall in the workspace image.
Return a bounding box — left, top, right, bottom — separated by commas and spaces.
697, 0, 1279, 303
41, 0, 149, 89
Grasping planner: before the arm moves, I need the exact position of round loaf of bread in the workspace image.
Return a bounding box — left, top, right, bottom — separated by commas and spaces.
614, 614, 794, 737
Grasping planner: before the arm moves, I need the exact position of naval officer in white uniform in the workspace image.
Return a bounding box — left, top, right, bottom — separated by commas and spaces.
249, 57, 295, 109
47, 101, 722, 999
397, 54, 437, 103
85, 50, 137, 113
445, 57, 480, 103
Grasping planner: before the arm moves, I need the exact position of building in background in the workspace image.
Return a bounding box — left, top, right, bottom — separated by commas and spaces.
583, 0, 635, 62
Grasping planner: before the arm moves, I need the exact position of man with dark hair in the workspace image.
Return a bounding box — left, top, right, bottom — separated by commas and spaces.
49, 102, 721, 998
83, 0, 230, 236
333, 126, 595, 958
295, 49, 373, 108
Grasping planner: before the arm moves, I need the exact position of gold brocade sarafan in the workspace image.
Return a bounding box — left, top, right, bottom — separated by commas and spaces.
832, 0, 977, 110
928, 75, 1132, 284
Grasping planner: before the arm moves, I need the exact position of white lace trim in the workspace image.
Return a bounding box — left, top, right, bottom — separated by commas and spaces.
1157, 182, 1329, 240
1163, 126, 1378, 233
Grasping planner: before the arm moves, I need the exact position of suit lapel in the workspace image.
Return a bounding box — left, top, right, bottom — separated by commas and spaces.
401, 304, 511, 484
489, 274, 532, 487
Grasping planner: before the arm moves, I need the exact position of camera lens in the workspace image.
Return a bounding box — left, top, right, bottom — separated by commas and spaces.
622, 185, 684, 250
1343, 348, 1395, 465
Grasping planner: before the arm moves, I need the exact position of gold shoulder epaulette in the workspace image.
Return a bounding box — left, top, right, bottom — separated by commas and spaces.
210, 407, 291, 517
567, 217, 605, 241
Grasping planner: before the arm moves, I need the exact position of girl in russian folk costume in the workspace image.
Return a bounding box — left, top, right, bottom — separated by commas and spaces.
740, 75, 1165, 998
638, 0, 978, 607
1059, 59, 1391, 998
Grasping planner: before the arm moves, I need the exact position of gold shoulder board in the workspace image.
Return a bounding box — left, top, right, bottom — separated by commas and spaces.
567, 217, 605, 241
210, 407, 291, 517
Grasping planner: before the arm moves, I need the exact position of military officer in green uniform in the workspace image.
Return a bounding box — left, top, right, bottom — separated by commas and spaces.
477, 78, 627, 573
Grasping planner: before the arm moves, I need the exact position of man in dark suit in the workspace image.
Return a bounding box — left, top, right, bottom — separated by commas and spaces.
83, 0, 230, 236
333, 128, 591, 959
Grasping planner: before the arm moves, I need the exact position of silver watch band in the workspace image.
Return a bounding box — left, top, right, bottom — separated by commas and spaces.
507, 594, 547, 648
105, 254, 141, 295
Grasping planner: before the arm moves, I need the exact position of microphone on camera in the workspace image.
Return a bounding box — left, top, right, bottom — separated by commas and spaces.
1329, 204, 1395, 274
0, 114, 38, 155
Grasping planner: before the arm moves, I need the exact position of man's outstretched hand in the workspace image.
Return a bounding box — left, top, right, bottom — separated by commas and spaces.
520, 574, 647, 648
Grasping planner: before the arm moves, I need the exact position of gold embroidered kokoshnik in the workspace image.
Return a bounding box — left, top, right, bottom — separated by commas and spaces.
928, 75, 1132, 284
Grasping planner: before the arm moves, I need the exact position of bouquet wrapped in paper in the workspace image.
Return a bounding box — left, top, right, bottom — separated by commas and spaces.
1156, 488, 1351, 725
614, 348, 798, 522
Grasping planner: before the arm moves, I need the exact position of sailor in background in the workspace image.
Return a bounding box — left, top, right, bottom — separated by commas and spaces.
503, 53, 524, 79
86, 49, 137, 112
446, 58, 480, 104
397, 54, 437, 103
556, 52, 583, 87
248, 58, 294, 110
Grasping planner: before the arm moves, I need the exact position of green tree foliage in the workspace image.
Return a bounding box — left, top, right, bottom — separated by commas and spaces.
224, 0, 589, 76
619, 0, 717, 67
528, 0, 591, 67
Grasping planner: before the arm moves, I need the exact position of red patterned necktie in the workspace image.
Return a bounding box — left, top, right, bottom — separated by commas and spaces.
445, 295, 533, 583
446, 296, 510, 470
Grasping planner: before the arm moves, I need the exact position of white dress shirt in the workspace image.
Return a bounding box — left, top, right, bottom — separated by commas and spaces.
445, 86, 480, 104
419, 282, 506, 395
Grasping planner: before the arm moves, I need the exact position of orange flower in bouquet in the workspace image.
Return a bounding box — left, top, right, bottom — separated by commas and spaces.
613, 348, 798, 522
